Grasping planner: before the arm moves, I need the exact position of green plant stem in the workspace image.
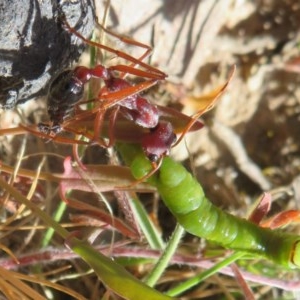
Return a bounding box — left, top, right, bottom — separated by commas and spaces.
166, 252, 246, 297
145, 224, 185, 287
129, 194, 165, 250
42, 201, 67, 247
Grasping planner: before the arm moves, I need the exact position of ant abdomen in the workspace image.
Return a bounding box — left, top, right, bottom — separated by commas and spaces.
38, 69, 85, 134
47, 69, 85, 123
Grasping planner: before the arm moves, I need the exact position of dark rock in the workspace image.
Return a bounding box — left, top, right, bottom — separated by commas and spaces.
0, 0, 95, 108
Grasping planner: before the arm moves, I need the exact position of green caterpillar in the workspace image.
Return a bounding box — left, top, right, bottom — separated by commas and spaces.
119, 144, 300, 269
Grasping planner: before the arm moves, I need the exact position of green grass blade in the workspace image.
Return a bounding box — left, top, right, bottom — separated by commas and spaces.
166, 252, 246, 297
129, 194, 165, 250
69, 238, 173, 300
145, 224, 185, 287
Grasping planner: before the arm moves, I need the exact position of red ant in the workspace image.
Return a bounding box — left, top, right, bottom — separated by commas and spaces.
39, 62, 176, 161
21, 13, 232, 178
36, 13, 178, 168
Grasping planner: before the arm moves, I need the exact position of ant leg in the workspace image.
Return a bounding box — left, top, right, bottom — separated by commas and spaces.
95, 21, 153, 78
91, 109, 109, 146
95, 21, 163, 80
63, 122, 108, 148
19, 124, 90, 145
60, 15, 166, 80
106, 106, 120, 148
100, 79, 159, 110
138, 157, 163, 183
69, 109, 119, 169
70, 97, 99, 122
0, 126, 29, 136
96, 22, 152, 64
172, 66, 236, 148
108, 65, 164, 80
72, 102, 114, 147
117, 157, 163, 189
72, 143, 87, 171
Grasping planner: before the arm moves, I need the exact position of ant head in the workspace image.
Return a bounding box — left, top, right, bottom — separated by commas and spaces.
147, 153, 159, 163
38, 122, 62, 135
142, 121, 177, 162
